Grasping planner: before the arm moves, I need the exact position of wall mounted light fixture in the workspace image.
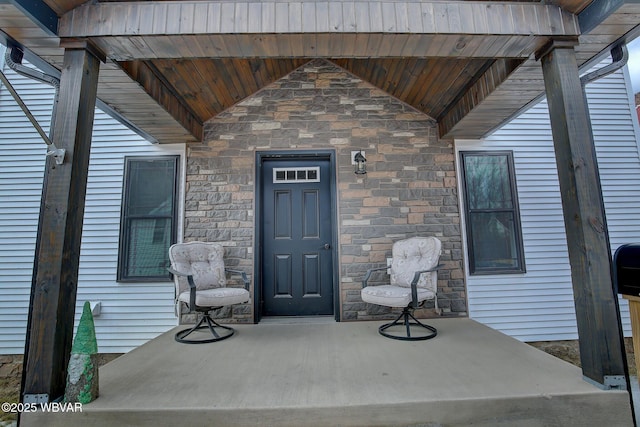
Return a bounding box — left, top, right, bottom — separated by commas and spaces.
353, 150, 367, 175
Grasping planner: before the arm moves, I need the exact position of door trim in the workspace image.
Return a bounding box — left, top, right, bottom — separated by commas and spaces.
254, 150, 339, 323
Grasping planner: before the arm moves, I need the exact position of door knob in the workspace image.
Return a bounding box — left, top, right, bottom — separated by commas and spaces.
322, 243, 331, 250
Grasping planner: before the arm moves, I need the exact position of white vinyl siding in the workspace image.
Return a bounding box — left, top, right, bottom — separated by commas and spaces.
0, 53, 54, 355
0, 58, 183, 354
457, 62, 640, 341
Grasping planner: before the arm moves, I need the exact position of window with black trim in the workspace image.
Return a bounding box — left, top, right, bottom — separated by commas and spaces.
460, 151, 525, 275
118, 156, 179, 281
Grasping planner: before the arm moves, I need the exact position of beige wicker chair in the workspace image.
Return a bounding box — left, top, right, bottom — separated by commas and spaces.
169, 241, 250, 343
361, 236, 442, 340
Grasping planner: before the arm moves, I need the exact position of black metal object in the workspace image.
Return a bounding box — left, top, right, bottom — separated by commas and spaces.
169, 267, 250, 344
614, 243, 640, 297
174, 307, 236, 344
378, 307, 437, 341
362, 264, 442, 341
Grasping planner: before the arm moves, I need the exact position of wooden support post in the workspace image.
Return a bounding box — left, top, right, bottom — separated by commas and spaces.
539, 41, 627, 388
21, 42, 103, 403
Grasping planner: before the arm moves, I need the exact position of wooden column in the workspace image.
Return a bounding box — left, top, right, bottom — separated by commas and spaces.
539, 41, 627, 388
21, 42, 103, 403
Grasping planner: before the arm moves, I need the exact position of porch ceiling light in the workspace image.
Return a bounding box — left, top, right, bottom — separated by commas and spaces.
354, 151, 367, 175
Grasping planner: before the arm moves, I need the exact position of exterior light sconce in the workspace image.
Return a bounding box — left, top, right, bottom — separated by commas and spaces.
353, 150, 367, 175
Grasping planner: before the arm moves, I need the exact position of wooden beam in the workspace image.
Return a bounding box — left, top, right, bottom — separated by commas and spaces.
539, 42, 627, 388
58, 1, 579, 60
118, 60, 203, 141
60, 1, 579, 38
438, 58, 525, 138
21, 43, 102, 404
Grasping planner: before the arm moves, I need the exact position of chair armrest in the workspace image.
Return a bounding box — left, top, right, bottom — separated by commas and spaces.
362, 266, 389, 288
226, 268, 250, 290
409, 264, 444, 308
168, 267, 197, 310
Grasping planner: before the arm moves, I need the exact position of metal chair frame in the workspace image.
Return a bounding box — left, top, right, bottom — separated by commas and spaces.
169, 267, 250, 344
362, 265, 441, 341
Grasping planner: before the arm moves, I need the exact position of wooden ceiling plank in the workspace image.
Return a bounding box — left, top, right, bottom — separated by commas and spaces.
329, 2, 344, 32
342, 2, 356, 32
289, 32, 304, 57
150, 3, 167, 34
104, 36, 136, 61
392, 57, 421, 100
415, 60, 468, 114
336, 34, 357, 57
398, 34, 423, 57
377, 33, 396, 58
439, 58, 526, 138
118, 60, 203, 140
275, 31, 294, 57
218, 57, 249, 105
382, 57, 411, 95
235, 59, 261, 96
235, 2, 249, 33
394, 2, 410, 32
445, 4, 464, 33
327, 34, 345, 58
184, 35, 212, 58
60, 1, 580, 39
9, 0, 627, 145
259, 1, 275, 32
247, 2, 262, 32
429, 61, 487, 119
165, 3, 182, 34
258, 34, 282, 57
205, 2, 222, 33
493, 36, 538, 58
139, 35, 174, 59
315, 1, 330, 33
381, 2, 396, 32
106, 3, 127, 36
167, 59, 217, 119
261, 58, 280, 88
391, 58, 416, 95
274, 2, 289, 33
124, 3, 141, 35
192, 2, 209, 34
198, 59, 236, 108
453, 35, 490, 58
397, 58, 433, 101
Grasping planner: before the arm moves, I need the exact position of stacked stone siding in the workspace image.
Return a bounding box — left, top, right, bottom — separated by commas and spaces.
184, 59, 466, 322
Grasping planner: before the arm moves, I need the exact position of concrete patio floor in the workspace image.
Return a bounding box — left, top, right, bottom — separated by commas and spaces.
23, 318, 634, 426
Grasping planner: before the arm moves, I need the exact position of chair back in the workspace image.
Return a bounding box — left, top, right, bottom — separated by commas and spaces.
169, 242, 227, 295
390, 237, 441, 292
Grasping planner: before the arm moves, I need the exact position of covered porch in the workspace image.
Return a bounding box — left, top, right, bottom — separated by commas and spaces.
21, 319, 634, 426
1, 0, 640, 413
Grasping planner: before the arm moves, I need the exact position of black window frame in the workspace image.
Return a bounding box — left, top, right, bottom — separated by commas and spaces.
460, 150, 526, 275
117, 155, 179, 282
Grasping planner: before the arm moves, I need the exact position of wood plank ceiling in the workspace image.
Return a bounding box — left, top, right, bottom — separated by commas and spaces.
3, 0, 639, 144
118, 56, 495, 132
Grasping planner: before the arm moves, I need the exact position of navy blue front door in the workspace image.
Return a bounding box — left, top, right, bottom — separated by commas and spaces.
261, 158, 334, 316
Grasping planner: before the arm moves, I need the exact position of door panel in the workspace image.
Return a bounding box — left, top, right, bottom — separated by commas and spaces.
262, 158, 334, 316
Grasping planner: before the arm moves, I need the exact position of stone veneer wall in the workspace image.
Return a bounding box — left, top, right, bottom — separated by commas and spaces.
184, 59, 466, 322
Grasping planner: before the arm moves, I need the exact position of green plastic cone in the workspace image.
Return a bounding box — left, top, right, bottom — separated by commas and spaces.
71, 301, 98, 355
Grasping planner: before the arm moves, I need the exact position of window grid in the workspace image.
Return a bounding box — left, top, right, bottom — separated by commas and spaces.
117, 156, 179, 282
460, 151, 526, 275
273, 167, 320, 183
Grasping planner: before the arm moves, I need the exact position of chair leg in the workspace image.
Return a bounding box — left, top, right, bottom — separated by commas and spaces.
175, 311, 235, 344
378, 307, 437, 341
